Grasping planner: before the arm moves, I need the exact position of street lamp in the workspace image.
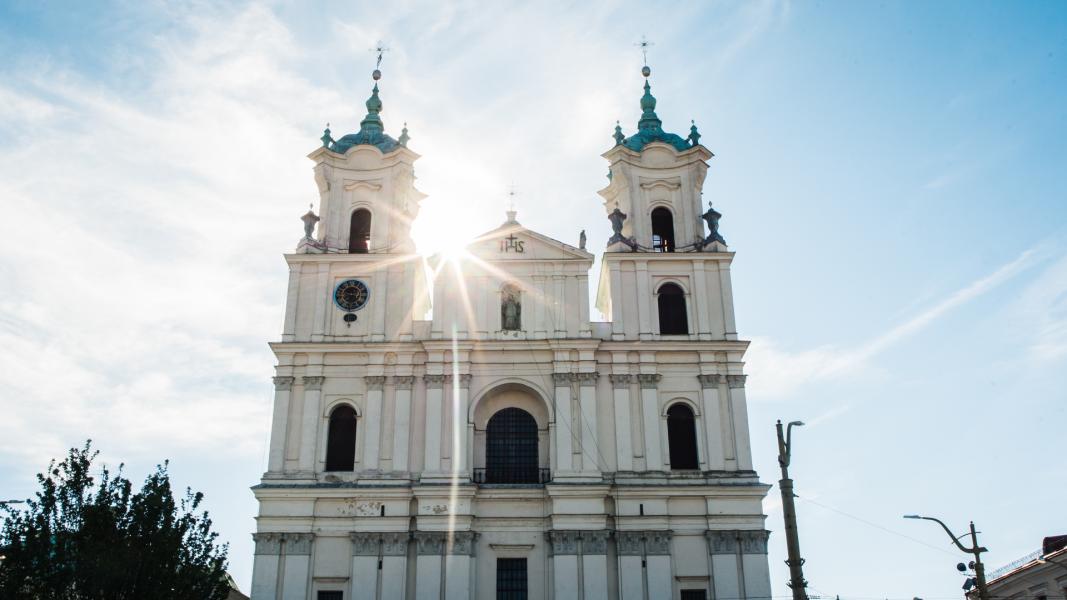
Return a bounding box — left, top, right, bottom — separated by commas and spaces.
777, 419, 808, 600
903, 515, 990, 600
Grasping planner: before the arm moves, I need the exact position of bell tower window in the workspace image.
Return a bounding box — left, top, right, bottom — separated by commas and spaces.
657, 283, 688, 335
667, 403, 699, 470
325, 405, 357, 471
349, 209, 372, 253
651, 207, 675, 252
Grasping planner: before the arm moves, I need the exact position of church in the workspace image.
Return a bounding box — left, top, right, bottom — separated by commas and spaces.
249, 58, 772, 600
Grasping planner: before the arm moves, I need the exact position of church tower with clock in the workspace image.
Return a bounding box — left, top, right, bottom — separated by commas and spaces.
250, 61, 772, 600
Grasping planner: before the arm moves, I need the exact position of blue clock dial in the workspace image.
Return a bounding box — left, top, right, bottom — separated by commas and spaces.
334, 279, 370, 312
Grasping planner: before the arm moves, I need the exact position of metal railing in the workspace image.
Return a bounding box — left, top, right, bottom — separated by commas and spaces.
986, 549, 1043, 581
472, 467, 551, 485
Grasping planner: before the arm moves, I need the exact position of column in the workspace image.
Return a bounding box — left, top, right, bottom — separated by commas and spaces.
444, 531, 477, 600
392, 376, 415, 472
298, 375, 325, 473
635, 262, 652, 338
281, 262, 301, 342
450, 374, 471, 476
615, 532, 644, 600
423, 374, 446, 475
381, 532, 410, 600
250, 533, 282, 600
549, 531, 581, 600
363, 376, 385, 471
267, 376, 294, 473
698, 375, 726, 470
707, 531, 742, 600
581, 531, 610, 600
311, 264, 330, 342
553, 373, 575, 475
610, 375, 633, 471
727, 375, 753, 470
638, 374, 663, 470
280, 534, 314, 600
740, 530, 772, 600
414, 532, 444, 600
576, 373, 600, 474
645, 531, 673, 600
350, 533, 381, 600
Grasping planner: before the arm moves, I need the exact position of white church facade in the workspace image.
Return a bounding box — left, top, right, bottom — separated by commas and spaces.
250, 64, 772, 600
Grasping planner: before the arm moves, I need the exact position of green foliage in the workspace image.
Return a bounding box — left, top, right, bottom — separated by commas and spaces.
0, 441, 230, 600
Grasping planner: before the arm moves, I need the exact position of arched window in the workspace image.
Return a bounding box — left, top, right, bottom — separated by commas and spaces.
324, 405, 357, 471
657, 283, 689, 335
349, 209, 371, 253
651, 207, 675, 252
485, 407, 539, 483
501, 283, 521, 331
667, 403, 699, 470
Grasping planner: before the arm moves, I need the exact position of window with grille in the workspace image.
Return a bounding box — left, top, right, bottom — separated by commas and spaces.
680, 590, 707, 600
317, 591, 343, 600
657, 283, 689, 335
324, 405, 357, 471
496, 558, 528, 600
485, 408, 539, 483
667, 403, 699, 470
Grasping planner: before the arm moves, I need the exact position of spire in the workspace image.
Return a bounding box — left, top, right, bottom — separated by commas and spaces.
687, 120, 701, 147
324, 45, 402, 154
359, 80, 384, 134
637, 67, 662, 132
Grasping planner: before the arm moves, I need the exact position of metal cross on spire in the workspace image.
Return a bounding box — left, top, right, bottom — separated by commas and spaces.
371, 41, 390, 69
635, 35, 654, 66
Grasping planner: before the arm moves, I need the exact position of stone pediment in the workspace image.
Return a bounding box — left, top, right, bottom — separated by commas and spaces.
465, 219, 592, 262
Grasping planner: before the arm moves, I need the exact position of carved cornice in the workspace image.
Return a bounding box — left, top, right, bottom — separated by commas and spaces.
443, 374, 472, 389
394, 376, 415, 391
415, 531, 444, 555
576, 372, 600, 386
697, 374, 723, 388
423, 374, 446, 389
637, 374, 662, 389
609, 374, 633, 389
302, 376, 325, 391
582, 530, 611, 555
615, 531, 644, 555
253, 532, 314, 556
726, 375, 747, 389
382, 532, 410, 556
272, 376, 294, 391
547, 530, 581, 555
552, 373, 576, 386
446, 531, 478, 556
364, 376, 386, 391
350, 532, 381, 556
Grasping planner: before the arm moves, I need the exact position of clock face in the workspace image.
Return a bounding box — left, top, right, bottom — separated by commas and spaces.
334, 279, 370, 312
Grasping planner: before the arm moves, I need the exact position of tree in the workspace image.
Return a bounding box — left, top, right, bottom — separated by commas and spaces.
0, 441, 230, 600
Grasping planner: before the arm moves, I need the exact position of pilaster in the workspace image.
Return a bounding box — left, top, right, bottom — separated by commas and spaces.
392, 376, 415, 472
363, 376, 386, 471
637, 373, 663, 470
267, 376, 294, 474
298, 375, 325, 474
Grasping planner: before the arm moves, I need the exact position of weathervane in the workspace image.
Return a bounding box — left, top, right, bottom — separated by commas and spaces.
631, 34, 648, 68
370, 40, 389, 80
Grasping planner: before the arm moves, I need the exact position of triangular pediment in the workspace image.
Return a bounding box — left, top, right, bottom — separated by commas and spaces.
465, 220, 593, 262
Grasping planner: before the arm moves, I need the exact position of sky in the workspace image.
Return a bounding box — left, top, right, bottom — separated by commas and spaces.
0, 0, 1065, 597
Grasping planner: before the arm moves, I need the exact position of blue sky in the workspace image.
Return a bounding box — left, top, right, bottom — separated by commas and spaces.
1, 1, 1065, 597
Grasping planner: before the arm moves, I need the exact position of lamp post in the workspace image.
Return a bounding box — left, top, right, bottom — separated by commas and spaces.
777, 419, 808, 600
903, 515, 989, 600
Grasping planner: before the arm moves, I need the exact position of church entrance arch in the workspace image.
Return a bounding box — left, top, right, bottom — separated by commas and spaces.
470, 381, 551, 483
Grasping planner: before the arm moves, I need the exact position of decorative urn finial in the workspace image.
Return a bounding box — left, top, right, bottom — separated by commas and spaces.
301, 204, 320, 240
398, 122, 409, 147
613, 120, 625, 145
687, 120, 701, 147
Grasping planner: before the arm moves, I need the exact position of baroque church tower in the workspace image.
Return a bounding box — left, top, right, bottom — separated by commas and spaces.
250, 61, 771, 600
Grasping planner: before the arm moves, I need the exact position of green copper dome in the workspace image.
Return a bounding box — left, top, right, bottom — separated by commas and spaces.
325, 83, 400, 154
617, 77, 693, 153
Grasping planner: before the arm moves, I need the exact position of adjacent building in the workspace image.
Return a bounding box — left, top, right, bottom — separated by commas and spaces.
975, 536, 1067, 600
249, 62, 772, 600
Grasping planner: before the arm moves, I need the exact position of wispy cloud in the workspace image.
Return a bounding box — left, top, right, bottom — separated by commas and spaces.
746, 247, 1045, 399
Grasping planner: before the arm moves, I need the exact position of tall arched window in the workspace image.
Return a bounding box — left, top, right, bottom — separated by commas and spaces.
657, 283, 689, 335
349, 209, 371, 253
501, 283, 521, 331
324, 405, 357, 471
651, 207, 675, 252
667, 403, 699, 470
485, 407, 539, 483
